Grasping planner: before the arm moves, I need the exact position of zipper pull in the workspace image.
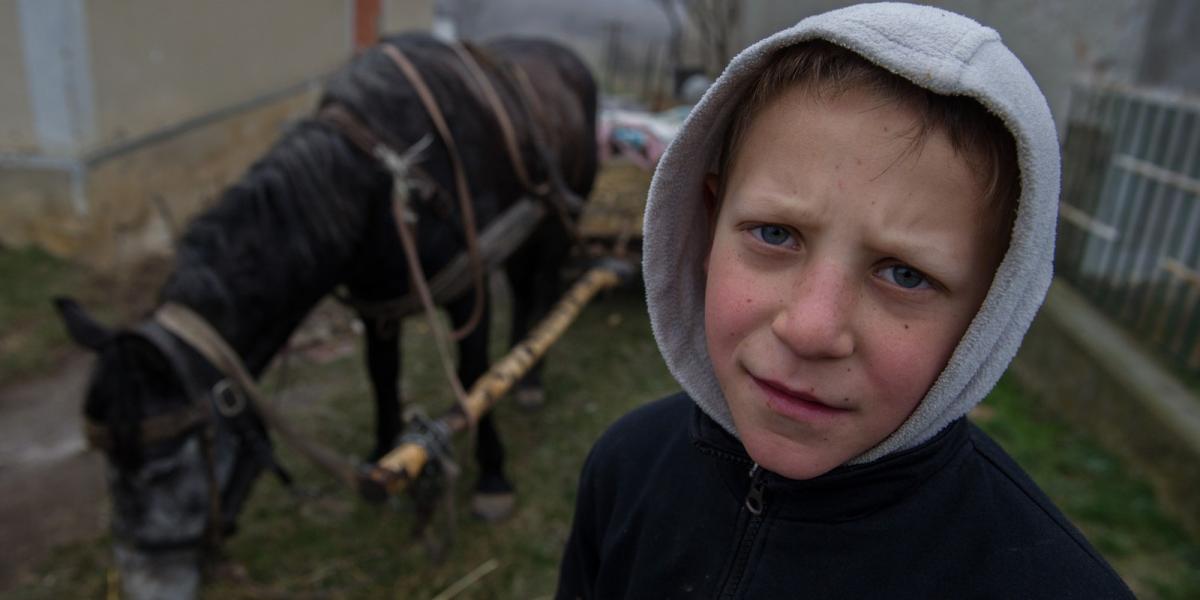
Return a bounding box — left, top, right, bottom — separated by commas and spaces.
745, 463, 765, 515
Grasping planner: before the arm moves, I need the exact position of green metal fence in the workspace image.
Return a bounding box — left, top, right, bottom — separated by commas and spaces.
1057, 80, 1200, 373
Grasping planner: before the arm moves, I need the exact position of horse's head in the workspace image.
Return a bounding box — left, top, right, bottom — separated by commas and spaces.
55, 297, 268, 599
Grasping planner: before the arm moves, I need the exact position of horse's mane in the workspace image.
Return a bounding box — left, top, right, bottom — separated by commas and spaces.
159, 34, 464, 317
157, 119, 385, 355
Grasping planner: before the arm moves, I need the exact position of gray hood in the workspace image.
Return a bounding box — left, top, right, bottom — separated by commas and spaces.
642, 2, 1059, 464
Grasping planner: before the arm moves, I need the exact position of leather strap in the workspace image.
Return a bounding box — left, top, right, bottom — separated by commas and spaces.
447, 42, 550, 197
84, 406, 207, 451
450, 42, 583, 243
380, 43, 487, 344
154, 303, 362, 489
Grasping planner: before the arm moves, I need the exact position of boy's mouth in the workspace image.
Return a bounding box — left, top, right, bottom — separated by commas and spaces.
750, 375, 851, 420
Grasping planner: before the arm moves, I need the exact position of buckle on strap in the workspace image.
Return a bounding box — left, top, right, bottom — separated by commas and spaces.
212, 378, 246, 418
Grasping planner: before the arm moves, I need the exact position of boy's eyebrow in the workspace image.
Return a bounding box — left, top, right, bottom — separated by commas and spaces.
732, 188, 831, 223
868, 229, 972, 280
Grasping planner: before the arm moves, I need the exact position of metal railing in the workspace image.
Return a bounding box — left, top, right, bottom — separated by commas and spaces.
1056, 79, 1200, 373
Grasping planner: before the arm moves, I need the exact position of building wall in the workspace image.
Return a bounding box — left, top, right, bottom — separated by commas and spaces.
382, 0, 436, 33
0, 1, 36, 153
0, 0, 433, 267
86, 0, 350, 152
1137, 0, 1200, 92
737, 0, 1154, 132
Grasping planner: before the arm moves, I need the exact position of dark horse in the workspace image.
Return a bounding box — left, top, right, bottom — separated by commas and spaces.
55, 34, 596, 598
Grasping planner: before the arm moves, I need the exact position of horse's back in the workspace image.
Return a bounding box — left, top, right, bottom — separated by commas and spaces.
484, 37, 598, 198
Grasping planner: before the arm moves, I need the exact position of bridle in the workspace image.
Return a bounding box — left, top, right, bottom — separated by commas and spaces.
85, 315, 292, 552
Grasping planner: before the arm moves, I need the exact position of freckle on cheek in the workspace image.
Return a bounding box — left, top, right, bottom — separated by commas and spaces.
903, 324, 909, 330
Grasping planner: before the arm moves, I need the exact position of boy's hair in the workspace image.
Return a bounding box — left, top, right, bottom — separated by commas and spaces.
716, 41, 1019, 248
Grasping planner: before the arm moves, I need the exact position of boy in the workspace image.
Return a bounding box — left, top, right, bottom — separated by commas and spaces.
557, 3, 1134, 598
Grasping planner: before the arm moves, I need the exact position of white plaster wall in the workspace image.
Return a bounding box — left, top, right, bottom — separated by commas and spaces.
382, 0, 435, 33
0, 1, 37, 153
86, 0, 351, 150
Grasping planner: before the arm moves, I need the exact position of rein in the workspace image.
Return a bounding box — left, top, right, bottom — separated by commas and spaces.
448, 42, 584, 242
153, 303, 363, 488
318, 44, 480, 421
379, 43, 488, 345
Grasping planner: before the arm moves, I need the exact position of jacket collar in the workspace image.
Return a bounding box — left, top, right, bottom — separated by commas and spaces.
689, 404, 969, 522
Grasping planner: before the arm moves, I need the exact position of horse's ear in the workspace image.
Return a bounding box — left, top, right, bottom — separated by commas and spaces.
53, 297, 114, 351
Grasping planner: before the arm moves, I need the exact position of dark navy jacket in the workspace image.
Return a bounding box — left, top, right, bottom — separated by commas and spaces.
556, 393, 1133, 599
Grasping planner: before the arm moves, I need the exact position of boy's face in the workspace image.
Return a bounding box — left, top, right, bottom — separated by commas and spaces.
704, 86, 1001, 480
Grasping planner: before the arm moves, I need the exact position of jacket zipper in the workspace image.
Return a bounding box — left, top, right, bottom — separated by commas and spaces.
745, 463, 765, 515
718, 462, 768, 599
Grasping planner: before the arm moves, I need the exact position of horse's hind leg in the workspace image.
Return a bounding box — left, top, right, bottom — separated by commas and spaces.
362, 315, 403, 461
447, 285, 515, 521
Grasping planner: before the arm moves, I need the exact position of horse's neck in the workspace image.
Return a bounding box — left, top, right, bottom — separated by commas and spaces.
161, 129, 379, 376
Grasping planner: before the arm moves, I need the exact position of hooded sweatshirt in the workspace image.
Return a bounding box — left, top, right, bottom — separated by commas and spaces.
557, 3, 1133, 598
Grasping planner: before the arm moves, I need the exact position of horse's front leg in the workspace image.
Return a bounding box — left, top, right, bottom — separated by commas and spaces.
505, 228, 570, 409
362, 315, 403, 461
447, 283, 515, 521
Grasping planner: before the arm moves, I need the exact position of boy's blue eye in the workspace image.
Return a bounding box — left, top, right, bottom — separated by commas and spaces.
881, 265, 929, 289
753, 225, 792, 246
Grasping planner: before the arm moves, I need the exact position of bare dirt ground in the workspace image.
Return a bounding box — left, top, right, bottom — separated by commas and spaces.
0, 255, 174, 591
0, 353, 107, 590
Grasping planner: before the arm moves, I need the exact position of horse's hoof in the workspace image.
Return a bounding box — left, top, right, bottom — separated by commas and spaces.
514, 387, 545, 410
471, 491, 516, 522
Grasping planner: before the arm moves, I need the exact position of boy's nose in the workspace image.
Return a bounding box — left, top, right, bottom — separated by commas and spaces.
770, 263, 856, 360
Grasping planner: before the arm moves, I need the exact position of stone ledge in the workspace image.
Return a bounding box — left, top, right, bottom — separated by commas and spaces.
1011, 279, 1200, 538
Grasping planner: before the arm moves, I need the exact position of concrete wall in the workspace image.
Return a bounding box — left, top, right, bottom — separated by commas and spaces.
382, 0, 436, 33
738, 0, 1154, 133
0, 0, 433, 267
0, 1, 36, 153
0, 86, 321, 264
85, 0, 350, 151
1137, 0, 1200, 92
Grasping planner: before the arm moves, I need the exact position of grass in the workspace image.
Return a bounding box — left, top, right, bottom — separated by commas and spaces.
6, 276, 1199, 598
0, 247, 90, 383
0, 246, 160, 384
8, 284, 676, 599
976, 379, 1200, 599
5, 154, 1192, 596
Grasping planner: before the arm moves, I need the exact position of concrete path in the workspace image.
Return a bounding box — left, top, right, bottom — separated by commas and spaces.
0, 354, 107, 590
